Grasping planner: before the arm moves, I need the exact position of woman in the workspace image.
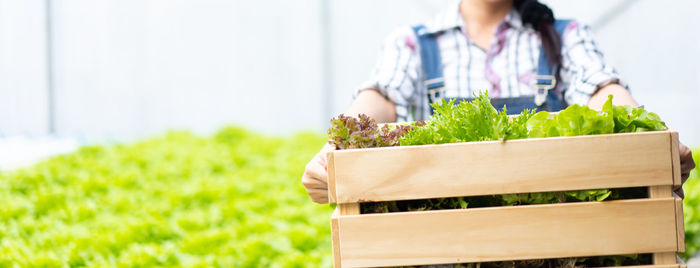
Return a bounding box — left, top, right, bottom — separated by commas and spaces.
302, 0, 695, 203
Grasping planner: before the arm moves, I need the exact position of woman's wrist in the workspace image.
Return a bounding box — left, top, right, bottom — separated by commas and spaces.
587, 82, 638, 110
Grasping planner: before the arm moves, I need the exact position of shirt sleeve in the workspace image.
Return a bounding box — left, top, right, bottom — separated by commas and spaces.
559, 21, 627, 106
355, 27, 422, 122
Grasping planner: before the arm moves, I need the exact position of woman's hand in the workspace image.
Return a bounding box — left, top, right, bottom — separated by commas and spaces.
301, 143, 335, 204
675, 143, 696, 198
301, 89, 395, 204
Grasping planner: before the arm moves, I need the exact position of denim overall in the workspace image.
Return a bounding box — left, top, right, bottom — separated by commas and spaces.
412, 20, 572, 115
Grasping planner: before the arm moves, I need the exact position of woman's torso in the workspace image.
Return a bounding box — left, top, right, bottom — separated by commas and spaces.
431, 8, 545, 101
359, 2, 623, 122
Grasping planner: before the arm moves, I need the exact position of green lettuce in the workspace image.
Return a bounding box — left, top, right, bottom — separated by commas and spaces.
399, 92, 534, 146
602, 95, 667, 133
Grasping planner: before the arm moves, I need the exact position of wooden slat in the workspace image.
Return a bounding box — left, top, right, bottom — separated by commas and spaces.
651, 186, 673, 198
329, 131, 674, 204
600, 265, 680, 268
331, 208, 341, 268
675, 197, 686, 252
327, 151, 337, 204
653, 252, 677, 265
335, 198, 678, 267
649, 185, 678, 265
671, 131, 681, 187
333, 204, 360, 268
339, 203, 360, 215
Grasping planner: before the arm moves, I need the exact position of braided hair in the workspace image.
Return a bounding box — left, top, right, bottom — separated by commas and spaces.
513, 0, 562, 79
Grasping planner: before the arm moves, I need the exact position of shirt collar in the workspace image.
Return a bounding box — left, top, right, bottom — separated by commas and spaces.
503, 8, 523, 29
424, 3, 524, 34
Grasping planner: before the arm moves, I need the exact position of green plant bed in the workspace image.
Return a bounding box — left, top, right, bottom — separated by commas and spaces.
0, 128, 332, 267
682, 147, 700, 259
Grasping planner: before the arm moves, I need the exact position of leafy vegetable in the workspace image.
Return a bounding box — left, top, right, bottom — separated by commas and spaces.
527, 103, 614, 138
603, 96, 667, 133
400, 92, 534, 146
328, 113, 420, 149
527, 95, 666, 138
331, 94, 667, 148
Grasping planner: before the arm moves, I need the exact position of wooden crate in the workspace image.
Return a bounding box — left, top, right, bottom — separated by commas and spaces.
327, 130, 685, 268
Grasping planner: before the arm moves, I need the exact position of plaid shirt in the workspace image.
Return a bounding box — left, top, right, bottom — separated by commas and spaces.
357, 3, 625, 122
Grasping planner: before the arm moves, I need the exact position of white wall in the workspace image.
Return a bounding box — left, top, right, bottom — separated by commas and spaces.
49, 0, 323, 141
0, 0, 48, 136
545, 0, 700, 146
0, 0, 698, 146
328, 0, 456, 116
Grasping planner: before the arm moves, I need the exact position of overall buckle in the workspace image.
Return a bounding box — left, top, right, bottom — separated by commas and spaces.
533, 75, 556, 106
427, 87, 445, 104
425, 78, 445, 104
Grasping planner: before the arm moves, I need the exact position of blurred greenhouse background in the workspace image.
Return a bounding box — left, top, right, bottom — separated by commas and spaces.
1, 0, 698, 144
1, 0, 699, 266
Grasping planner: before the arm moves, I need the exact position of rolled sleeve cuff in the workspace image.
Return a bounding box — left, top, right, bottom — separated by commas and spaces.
565, 71, 629, 106
353, 80, 381, 98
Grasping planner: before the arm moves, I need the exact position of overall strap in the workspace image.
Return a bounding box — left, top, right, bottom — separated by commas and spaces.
535, 19, 572, 110
412, 25, 445, 107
